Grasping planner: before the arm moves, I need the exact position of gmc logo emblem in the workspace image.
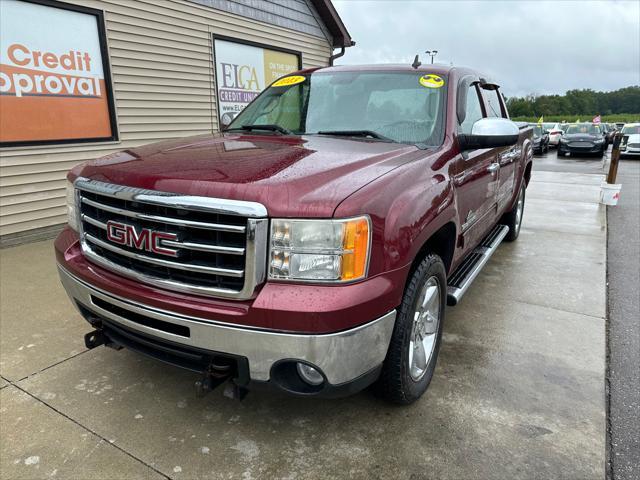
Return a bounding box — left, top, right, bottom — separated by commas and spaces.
106, 221, 179, 257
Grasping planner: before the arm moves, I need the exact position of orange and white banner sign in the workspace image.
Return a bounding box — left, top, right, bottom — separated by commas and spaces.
0, 0, 114, 144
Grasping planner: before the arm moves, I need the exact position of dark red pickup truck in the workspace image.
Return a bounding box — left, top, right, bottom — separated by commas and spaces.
56, 64, 533, 404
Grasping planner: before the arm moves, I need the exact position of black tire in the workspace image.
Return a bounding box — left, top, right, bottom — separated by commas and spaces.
502, 183, 525, 242
375, 254, 446, 405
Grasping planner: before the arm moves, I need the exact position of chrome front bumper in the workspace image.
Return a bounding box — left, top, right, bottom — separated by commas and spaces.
58, 266, 396, 385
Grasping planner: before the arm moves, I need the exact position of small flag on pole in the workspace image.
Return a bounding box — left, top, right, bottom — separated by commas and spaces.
537, 116, 544, 124
592, 115, 601, 124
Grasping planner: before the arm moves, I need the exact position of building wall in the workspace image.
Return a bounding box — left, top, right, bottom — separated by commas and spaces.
0, 0, 333, 239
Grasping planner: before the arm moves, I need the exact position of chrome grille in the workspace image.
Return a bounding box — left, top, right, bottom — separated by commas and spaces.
627, 142, 640, 149
75, 178, 268, 299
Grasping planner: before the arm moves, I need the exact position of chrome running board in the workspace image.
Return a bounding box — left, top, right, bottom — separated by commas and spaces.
446, 224, 510, 306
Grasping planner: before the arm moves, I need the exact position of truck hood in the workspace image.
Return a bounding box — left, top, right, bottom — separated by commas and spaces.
74, 133, 423, 217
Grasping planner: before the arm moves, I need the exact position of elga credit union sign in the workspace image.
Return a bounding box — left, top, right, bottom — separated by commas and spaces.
0, 0, 116, 146
214, 39, 299, 126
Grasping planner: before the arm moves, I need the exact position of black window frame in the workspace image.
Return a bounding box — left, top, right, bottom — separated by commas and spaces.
0, 0, 119, 148
480, 86, 507, 119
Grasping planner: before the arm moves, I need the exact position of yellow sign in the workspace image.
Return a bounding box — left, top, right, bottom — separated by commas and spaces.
419, 74, 444, 89
272, 75, 306, 87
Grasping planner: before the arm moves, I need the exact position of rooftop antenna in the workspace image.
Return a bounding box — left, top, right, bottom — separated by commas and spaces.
411, 54, 421, 69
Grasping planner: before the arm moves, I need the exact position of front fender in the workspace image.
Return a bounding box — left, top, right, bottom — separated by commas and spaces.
382, 176, 456, 271
334, 160, 458, 278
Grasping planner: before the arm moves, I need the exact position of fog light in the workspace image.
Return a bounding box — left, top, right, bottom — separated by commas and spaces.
296, 363, 324, 386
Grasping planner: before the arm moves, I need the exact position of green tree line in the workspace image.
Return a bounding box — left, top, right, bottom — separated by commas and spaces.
505, 86, 640, 118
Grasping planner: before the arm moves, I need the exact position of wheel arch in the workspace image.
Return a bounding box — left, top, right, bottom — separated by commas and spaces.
408, 221, 457, 281
523, 160, 533, 187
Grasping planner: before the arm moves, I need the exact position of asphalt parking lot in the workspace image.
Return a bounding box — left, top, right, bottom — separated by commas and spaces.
0, 149, 612, 479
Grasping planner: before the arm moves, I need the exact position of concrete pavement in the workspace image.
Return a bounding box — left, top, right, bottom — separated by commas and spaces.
606, 158, 640, 480
1, 156, 607, 479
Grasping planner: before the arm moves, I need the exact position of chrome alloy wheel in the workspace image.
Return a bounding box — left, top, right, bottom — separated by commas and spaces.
408, 276, 441, 381
515, 187, 525, 233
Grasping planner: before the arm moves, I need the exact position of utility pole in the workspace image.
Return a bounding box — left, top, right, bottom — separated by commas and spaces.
425, 50, 438, 64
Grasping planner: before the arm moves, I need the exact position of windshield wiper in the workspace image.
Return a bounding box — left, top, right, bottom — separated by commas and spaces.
317, 130, 396, 143
227, 124, 293, 135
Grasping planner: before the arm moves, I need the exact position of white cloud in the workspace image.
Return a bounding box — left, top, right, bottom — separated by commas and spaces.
333, 0, 640, 97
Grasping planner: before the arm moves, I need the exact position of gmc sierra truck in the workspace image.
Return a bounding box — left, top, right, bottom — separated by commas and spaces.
55, 64, 533, 404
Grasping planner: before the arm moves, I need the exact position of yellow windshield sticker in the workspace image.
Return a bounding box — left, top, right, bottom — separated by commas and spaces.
419, 74, 445, 89
272, 75, 306, 87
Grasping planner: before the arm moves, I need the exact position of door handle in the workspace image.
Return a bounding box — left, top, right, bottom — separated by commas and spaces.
487, 163, 500, 174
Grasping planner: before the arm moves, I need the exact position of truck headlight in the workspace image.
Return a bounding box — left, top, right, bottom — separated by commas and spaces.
269, 216, 370, 282
66, 180, 79, 232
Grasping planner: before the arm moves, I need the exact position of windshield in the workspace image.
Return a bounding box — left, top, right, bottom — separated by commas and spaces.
560, 124, 570, 132
532, 125, 543, 137
566, 124, 601, 135
227, 71, 447, 146
542, 123, 555, 130
622, 125, 640, 135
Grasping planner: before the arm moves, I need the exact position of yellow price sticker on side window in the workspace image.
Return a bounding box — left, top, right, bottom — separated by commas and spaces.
419, 74, 445, 89
272, 75, 306, 87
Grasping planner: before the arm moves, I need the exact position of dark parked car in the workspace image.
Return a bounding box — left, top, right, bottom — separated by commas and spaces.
530, 124, 549, 154
599, 123, 615, 146
557, 123, 606, 157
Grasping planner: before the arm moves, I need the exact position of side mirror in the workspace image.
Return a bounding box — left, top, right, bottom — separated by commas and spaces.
458, 118, 520, 150
219, 112, 237, 130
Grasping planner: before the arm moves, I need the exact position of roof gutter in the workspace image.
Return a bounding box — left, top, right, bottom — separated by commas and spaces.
329, 40, 356, 66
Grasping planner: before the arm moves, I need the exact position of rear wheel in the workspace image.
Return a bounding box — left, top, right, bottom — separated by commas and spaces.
375, 254, 446, 405
502, 183, 525, 242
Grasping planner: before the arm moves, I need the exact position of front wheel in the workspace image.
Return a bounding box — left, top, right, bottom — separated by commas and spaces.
375, 254, 446, 405
502, 183, 526, 242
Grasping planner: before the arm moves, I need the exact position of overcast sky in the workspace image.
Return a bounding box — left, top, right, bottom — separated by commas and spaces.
332, 0, 640, 98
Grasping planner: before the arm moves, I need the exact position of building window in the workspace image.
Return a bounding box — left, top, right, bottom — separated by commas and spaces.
0, 0, 117, 147
213, 36, 301, 127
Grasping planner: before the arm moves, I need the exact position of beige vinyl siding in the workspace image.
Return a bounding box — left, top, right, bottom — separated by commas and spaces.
0, 0, 332, 237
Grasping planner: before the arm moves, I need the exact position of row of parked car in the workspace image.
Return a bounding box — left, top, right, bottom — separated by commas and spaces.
528, 121, 640, 158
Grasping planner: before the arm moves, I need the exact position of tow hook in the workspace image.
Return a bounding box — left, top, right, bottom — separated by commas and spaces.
195, 361, 249, 400
84, 329, 122, 351
84, 330, 106, 349
223, 383, 249, 401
